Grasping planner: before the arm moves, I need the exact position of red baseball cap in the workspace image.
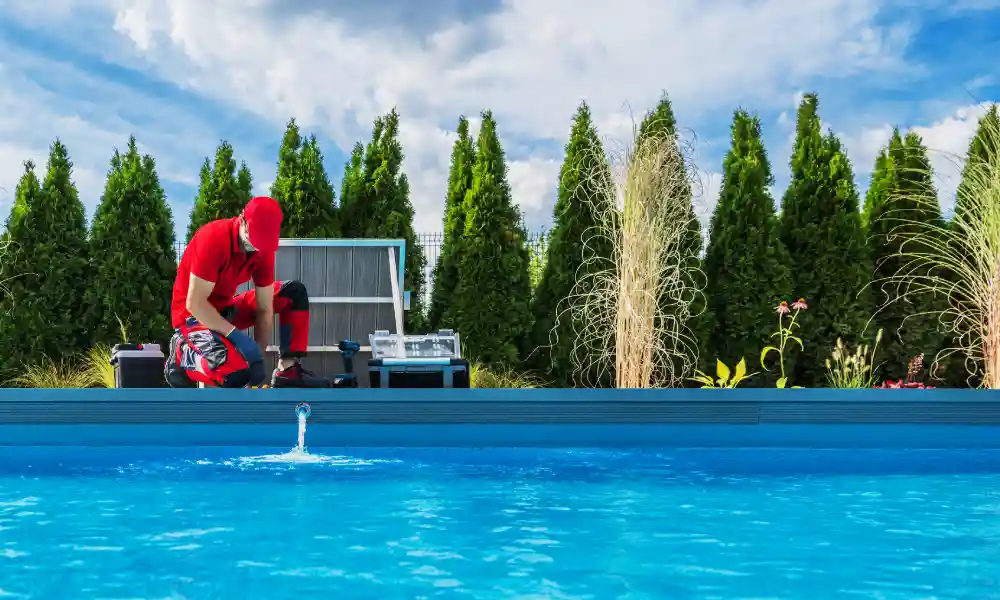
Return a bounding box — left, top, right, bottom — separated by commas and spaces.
242, 196, 283, 253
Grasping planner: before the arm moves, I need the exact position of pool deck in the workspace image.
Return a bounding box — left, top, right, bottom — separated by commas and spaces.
1, 388, 999, 448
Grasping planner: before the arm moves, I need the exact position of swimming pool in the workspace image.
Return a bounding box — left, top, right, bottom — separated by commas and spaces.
2, 446, 998, 599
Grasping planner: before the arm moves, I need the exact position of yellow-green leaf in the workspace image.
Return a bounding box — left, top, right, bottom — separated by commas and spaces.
733, 357, 747, 381
760, 346, 780, 368
788, 335, 804, 350
715, 359, 731, 382
776, 377, 787, 389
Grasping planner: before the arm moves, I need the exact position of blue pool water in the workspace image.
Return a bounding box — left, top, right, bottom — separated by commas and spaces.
1, 447, 999, 599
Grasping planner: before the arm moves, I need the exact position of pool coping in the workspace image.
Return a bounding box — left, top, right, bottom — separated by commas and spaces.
1, 388, 998, 448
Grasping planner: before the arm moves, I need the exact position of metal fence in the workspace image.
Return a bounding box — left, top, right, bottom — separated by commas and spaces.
174, 231, 548, 307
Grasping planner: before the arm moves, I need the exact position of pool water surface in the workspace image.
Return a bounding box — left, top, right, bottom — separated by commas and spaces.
1, 447, 999, 599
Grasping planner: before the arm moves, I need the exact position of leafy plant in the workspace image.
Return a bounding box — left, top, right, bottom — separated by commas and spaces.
82, 315, 130, 388
9, 357, 98, 388
825, 328, 884, 388
470, 363, 543, 388
876, 354, 935, 388
760, 298, 808, 388
690, 358, 755, 388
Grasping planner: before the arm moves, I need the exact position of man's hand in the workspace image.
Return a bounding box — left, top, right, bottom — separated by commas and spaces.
187, 274, 236, 335
226, 328, 263, 364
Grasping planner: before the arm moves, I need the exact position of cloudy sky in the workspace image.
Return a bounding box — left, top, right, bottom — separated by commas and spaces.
0, 0, 997, 242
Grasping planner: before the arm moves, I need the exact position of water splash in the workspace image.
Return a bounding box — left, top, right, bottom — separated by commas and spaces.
296, 410, 307, 454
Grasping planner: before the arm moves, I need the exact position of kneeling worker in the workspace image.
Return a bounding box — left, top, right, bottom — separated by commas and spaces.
165, 196, 330, 388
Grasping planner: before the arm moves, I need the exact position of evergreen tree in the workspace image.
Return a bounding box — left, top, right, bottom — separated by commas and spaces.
338, 110, 427, 330
338, 142, 365, 236
636, 93, 708, 377
427, 116, 476, 331
527, 102, 614, 385
778, 93, 872, 386
940, 106, 1000, 386
702, 111, 793, 385
270, 119, 339, 238
84, 136, 178, 347
864, 130, 947, 381
187, 141, 253, 241
955, 105, 1000, 220
0, 141, 90, 375
453, 110, 534, 367
236, 163, 253, 206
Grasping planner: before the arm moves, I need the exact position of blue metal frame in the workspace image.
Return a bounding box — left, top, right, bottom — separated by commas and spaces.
1, 388, 999, 448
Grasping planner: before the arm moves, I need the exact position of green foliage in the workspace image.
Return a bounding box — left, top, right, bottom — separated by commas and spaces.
453, 110, 534, 367
186, 141, 253, 241
778, 93, 873, 386
529, 232, 548, 290
941, 107, 1000, 386
690, 358, 755, 388
702, 110, 793, 386
470, 363, 544, 388
955, 105, 1000, 221
528, 102, 615, 385
864, 129, 947, 381
0, 141, 90, 377
428, 116, 476, 331
270, 119, 339, 238
339, 109, 427, 331
84, 136, 177, 347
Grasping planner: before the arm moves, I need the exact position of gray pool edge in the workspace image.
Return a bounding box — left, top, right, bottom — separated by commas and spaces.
2, 388, 999, 448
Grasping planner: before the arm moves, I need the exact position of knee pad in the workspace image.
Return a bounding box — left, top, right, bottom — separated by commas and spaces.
165, 367, 197, 389
277, 280, 310, 311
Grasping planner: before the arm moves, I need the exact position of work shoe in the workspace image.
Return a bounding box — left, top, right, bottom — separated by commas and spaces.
271, 362, 331, 388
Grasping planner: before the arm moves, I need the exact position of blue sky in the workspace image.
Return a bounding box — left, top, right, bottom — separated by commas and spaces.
0, 0, 997, 243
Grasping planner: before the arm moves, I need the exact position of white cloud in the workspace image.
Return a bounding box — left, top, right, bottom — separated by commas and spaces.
843, 102, 994, 214
99, 0, 912, 230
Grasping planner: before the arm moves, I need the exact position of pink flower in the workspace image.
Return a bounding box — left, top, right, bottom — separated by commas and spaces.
792, 298, 808, 311
776, 301, 790, 315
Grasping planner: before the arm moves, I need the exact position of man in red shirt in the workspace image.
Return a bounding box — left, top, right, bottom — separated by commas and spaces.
165, 196, 330, 388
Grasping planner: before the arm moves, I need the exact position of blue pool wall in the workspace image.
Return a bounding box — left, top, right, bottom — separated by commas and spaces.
1, 388, 998, 448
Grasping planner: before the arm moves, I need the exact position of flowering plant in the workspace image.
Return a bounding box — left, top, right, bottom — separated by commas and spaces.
760, 298, 807, 388
876, 354, 934, 389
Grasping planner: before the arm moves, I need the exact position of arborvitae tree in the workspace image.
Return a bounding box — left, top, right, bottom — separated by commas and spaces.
338, 142, 365, 236
938, 106, 1000, 386
84, 137, 178, 347
427, 116, 476, 331
0, 142, 90, 375
236, 163, 253, 205
527, 102, 614, 385
338, 110, 427, 330
636, 93, 708, 378
864, 130, 947, 381
702, 110, 793, 385
778, 93, 872, 386
187, 141, 253, 240
955, 105, 1000, 220
270, 119, 339, 238
453, 110, 534, 367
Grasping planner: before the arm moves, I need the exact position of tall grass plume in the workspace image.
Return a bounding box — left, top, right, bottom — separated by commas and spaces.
875, 107, 1000, 387
560, 124, 706, 388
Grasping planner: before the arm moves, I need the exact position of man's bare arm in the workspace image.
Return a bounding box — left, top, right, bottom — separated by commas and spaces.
253, 284, 275, 355
186, 274, 236, 335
